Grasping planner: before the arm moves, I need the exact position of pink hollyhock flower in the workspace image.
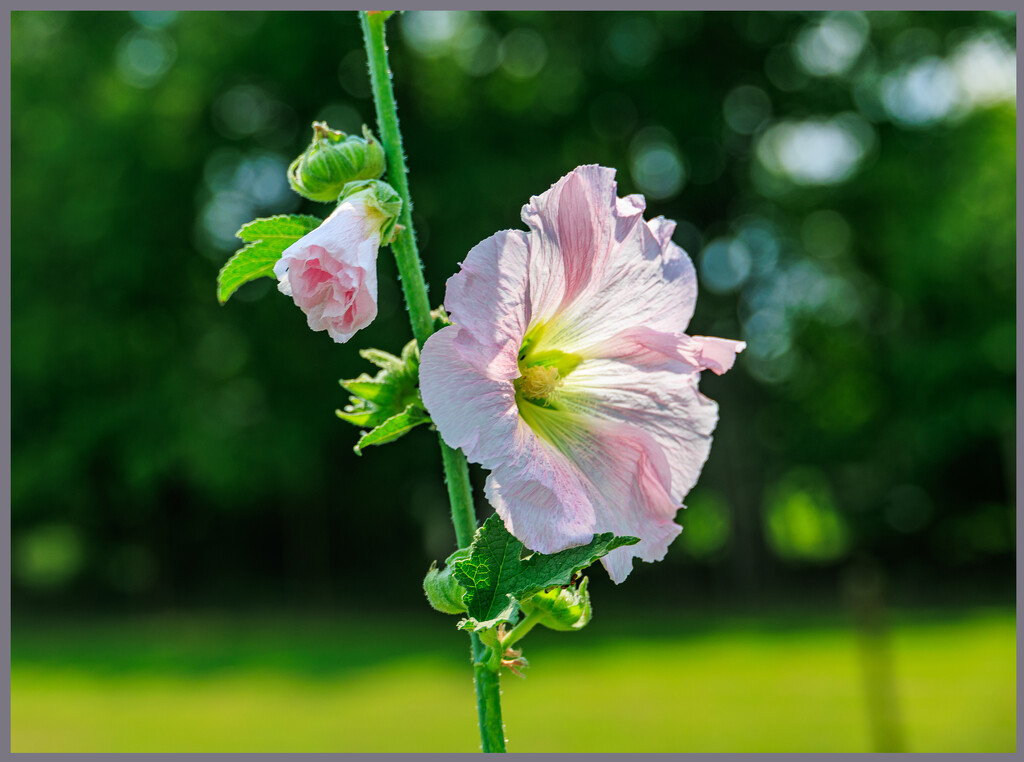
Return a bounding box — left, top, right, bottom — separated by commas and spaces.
274, 181, 399, 344
420, 165, 745, 583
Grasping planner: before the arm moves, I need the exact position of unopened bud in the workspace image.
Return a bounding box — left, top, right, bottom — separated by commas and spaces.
431, 305, 452, 332
288, 122, 386, 203
423, 548, 470, 615
520, 576, 592, 632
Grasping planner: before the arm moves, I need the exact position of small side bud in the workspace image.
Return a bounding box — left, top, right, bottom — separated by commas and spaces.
430, 305, 452, 332
520, 576, 592, 632
424, 548, 470, 615
288, 122, 386, 203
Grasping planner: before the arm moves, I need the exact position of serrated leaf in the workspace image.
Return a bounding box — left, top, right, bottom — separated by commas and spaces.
216, 241, 281, 305
236, 214, 322, 243
457, 598, 521, 633
452, 514, 639, 627
514, 532, 639, 597
353, 404, 430, 454
217, 214, 321, 304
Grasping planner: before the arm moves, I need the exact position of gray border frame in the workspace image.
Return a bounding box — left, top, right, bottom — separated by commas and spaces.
6, 2, 1020, 759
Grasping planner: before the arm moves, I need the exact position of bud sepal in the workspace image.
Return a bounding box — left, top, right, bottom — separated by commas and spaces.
337, 179, 402, 245
337, 338, 431, 454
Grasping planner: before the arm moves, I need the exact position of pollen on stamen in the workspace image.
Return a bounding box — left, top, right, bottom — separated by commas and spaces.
517, 365, 561, 401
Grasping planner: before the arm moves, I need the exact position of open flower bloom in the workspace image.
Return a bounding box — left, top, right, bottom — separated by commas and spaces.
420, 165, 745, 583
274, 194, 384, 344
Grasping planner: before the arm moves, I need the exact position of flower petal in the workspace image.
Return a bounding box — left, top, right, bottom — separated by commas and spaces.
485, 413, 682, 583
520, 166, 698, 354
485, 418, 597, 555
583, 423, 682, 583
559, 344, 726, 504
521, 165, 624, 319
580, 326, 746, 375
419, 326, 519, 471
689, 335, 746, 375
443, 229, 531, 380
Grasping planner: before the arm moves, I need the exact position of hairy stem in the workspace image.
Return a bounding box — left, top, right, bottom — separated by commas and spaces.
473, 638, 507, 752
359, 10, 505, 753
440, 440, 478, 549
360, 10, 433, 346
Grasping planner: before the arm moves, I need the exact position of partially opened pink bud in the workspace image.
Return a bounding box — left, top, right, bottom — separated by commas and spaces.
274, 180, 401, 344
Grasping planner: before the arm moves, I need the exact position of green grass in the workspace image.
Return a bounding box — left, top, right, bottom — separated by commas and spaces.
11, 607, 1015, 752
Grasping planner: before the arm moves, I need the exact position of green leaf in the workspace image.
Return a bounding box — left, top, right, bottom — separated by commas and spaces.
353, 404, 429, 455
216, 214, 321, 304
216, 241, 282, 305
457, 598, 521, 633
236, 214, 322, 243
453, 514, 639, 630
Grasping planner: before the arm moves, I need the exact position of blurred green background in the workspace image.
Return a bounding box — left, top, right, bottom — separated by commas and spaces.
11, 10, 1016, 753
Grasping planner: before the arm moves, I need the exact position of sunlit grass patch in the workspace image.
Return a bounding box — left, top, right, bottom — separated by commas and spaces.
11, 608, 1014, 752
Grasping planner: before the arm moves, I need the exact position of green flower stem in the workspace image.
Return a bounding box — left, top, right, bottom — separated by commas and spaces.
359, 10, 433, 347
500, 610, 543, 652
359, 10, 506, 754
473, 638, 507, 751
440, 440, 477, 549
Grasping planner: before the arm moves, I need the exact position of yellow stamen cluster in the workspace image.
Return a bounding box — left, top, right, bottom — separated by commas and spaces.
517, 365, 561, 401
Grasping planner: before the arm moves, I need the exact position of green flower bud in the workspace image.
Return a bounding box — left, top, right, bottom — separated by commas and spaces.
520, 575, 593, 632
423, 548, 470, 615
288, 122, 386, 203
430, 305, 452, 332
337, 179, 402, 245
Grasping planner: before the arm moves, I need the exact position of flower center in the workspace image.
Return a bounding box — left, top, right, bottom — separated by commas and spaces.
513, 321, 584, 413
516, 365, 562, 401
512, 326, 587, 444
